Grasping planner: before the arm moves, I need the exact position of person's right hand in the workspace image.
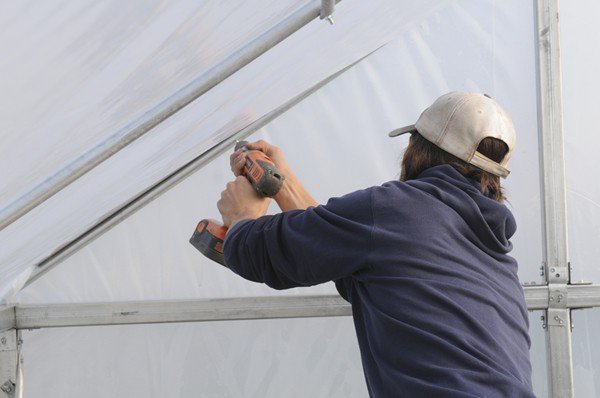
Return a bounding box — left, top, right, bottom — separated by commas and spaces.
229, 139, 317, 211
230, 140, 290, 177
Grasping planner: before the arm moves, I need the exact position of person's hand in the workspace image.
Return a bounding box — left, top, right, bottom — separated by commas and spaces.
230, 140, 290, 177
229, 139, 318, 211
217, 176, 271, 229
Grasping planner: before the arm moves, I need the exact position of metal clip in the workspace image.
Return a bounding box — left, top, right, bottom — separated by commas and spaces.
320, 0, 335, 25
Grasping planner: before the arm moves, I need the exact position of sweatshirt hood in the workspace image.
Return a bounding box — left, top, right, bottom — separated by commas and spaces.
408, 165, 516, 254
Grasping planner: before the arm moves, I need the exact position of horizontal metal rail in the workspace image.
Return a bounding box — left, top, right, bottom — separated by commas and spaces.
523, 284, 550, 310
15, 295, 351, 329
11, 284, 600, 330
568, 283, 600, 308
0, 307, 15, 333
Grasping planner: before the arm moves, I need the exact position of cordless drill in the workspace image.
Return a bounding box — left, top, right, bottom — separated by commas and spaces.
189, 141, 284, 265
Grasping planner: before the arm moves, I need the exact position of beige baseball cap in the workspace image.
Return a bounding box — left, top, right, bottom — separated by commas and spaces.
389, 91, 516, 178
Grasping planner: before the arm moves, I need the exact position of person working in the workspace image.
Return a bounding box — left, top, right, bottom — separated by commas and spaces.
216, 91, 535, 397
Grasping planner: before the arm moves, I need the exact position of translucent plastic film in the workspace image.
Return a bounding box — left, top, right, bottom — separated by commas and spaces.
17, 0, 542, 304
561, 0, 600, 283
21, 317, 367, 398
572, 308, 600, 396
1, 0, 446, 300
0, 0, 302, 208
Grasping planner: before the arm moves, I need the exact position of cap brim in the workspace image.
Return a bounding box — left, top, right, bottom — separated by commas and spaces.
389, 124, 417, 137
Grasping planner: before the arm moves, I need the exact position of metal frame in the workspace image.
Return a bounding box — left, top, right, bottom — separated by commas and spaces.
0, 330, 20, 398
0, 285, 593, 331
13, 296, 350, 329
1, 1, 600, 397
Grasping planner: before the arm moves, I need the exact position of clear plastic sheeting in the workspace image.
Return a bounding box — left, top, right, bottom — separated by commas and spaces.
529, 311, 549, 397
0, 0, 302, 208
21, 317, 367, 398
561, 0, 600, 283
0, 0, 448, 301
572, 308, 600, 396
17, 0, 541, 304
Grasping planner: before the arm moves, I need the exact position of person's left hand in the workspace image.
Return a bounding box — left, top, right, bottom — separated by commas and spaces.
217, 176, 271, 229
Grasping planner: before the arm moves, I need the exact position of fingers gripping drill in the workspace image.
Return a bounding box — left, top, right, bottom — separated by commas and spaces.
189, 141, 284, 265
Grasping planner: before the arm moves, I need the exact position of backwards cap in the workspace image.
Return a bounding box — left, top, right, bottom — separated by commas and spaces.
389, 91, 516, 178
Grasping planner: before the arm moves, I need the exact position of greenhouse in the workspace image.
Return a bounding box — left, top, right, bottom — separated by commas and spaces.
0, 0, 599, 397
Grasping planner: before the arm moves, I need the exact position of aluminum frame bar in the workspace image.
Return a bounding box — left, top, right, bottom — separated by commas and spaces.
567, 283, 600, 308
15, 295, 351, 329
534, 0, 574, 396
13, 284, 600, 330
524, 284, 600, 310
0, 309, 14, 334
0, 330, 19, 398
0, 0, 341, 232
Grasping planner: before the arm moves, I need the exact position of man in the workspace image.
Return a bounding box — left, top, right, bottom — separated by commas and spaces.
217, 92, 535, 397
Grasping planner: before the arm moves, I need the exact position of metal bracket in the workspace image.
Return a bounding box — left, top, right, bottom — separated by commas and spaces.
546, 262, 571, 284
548, 283, 568, 309
546, 309, 568, 327
320, 0, 335, 24
0, 330, 18, 398
0, 381, 14, 397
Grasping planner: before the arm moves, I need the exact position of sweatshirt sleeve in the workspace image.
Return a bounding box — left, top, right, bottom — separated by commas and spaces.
222, 188, 375, 290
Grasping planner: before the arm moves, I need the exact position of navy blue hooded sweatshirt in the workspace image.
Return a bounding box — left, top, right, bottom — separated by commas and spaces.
223, 165, 534, 397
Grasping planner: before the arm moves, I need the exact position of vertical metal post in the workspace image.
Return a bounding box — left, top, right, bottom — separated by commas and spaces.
535, 0, 574, 396
0, 331, 18, 398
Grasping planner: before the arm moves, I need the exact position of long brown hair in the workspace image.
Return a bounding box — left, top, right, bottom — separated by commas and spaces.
400, 132, 509, 202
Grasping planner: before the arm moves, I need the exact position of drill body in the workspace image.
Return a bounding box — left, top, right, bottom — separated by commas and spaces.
189, 141, 284, 265
234, 140, 284, 197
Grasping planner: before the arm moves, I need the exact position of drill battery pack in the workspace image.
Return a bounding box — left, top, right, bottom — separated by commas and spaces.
189, 219, 227, 266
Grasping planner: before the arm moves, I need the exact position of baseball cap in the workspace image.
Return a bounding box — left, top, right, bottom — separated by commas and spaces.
389, 91, 516, 178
